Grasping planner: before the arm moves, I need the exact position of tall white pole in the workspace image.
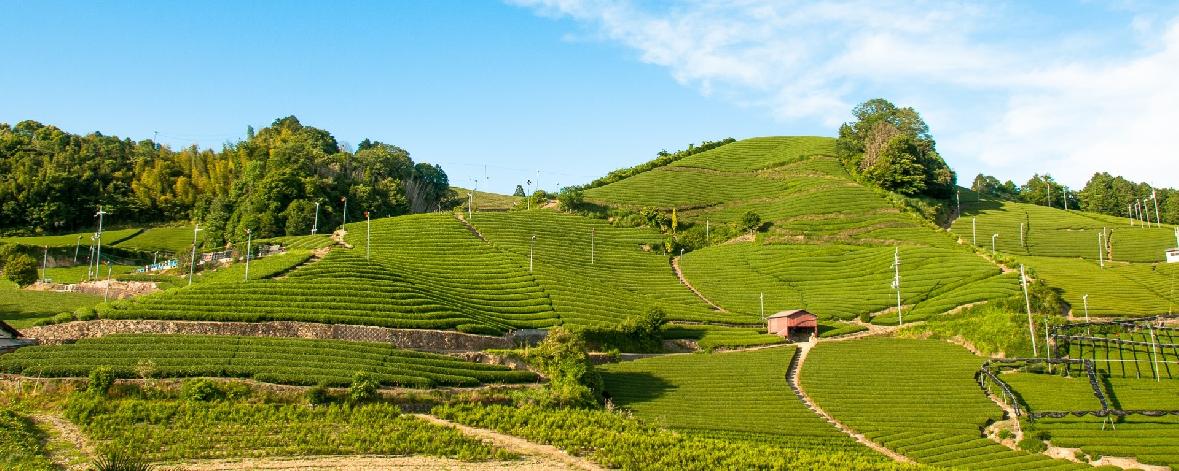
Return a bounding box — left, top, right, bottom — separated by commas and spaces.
591, 228, 595, 264
1046, 178, 1052, 208
1083, 293, 1090, 322
1020, 222, 1025, 249
188, 225, 201, 286
760, 292, 765, 320
956, 190, 961, 219
1153, 190, 1161, 227
1129, 203, 1135, 226
529, 235, 536, 273
1098, 232, 1104, 268
972, 217, 977, 246
365, 212, 371, 260
893, 247, 903, 326
342, 197, 348, 232
104, 262, 112, 303
95, 206, 107, 279
1020, 264, 1039, 357
706, 220, 710, 244
992, 234, 998, 258
41, 246, 48, 283
467, 192, 473, 220
244, 229, 252, 281
74, 236, 81, 264
312, 201, 320, 235
1174, 227, 1179, 248
1148, 322, 1161, 382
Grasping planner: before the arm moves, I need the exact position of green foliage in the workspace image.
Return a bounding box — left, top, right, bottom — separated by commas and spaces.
4, 253, 38, 286
579, 307, 667, 353
181, 378, 224, 402
836, 99, 955, 198
306, 382, 331, 405
349, 371, 379, 403
582, 138, 736, 190
88, 365, 116, 396
513, 185, 526, 197
803, 338, 1088, 469
91, 450, 154, 471
1017, 437, 1048, 454
65, 395, 508, 462
523, 327, 602, 407
0, 334, 537, 388
739, 211, 762, 232
599, 347, 865, 451
899, 302, 1060, 358
972, 174, 1020, 201
557, 187, 586, 212
433, 403, 909, 471
0, 408, 54, 470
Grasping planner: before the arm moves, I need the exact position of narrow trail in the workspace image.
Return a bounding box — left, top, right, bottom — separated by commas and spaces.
454, 213, 489, 242
412, 414, 605, 471
785, 341, 914, 464
331, 229, 353, 249
670, 256, 728, 313
272, 246, 332, 279
31, 413, 92, 470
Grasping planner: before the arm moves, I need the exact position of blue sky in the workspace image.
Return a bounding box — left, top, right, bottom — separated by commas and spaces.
3, 1, 1178, 193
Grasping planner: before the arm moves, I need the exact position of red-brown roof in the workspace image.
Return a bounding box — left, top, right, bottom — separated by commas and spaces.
767, 309, 815, 319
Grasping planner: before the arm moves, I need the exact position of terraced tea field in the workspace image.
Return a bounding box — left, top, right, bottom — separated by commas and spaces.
112, 225, 196, 254
599, 347, 864, 451
681, 243, 1016, 322
952, 199, 1175, 263
1015, 256, 1179, 316
801, 338, 1088, 469
0, 334, 536, 387
255, 234, 335, 250
1003, 372, 1179, 468
469, 211, 755, 326
0, 228, 141, 248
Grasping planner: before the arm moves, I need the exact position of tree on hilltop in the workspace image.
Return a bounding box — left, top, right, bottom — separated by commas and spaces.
836, 99, 955, 198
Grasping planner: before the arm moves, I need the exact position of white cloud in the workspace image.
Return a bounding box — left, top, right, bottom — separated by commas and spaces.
511, 0, 1179, 188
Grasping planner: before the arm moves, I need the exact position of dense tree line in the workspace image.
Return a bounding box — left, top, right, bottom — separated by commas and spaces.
836, 98, 956, 198
971, 172, 1178, 224
0, 117, 453, 244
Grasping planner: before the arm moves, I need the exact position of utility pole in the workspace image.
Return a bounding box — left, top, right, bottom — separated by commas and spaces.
74, 235, 81, 264
892, 247, 903, 326
87, 234, 97, 280
364, 211, 371, 261
188, 225, 202, 286
1045, 177, 1052, 208
1063, 188, 1069, 211
467, 192, 473, 220
1129, 203, 1135, 226
244, 229, 252, 281
1020, 222, 1025, 249
1083, 294, 1090, 328
341, 197, 348, 232
312, 201, 320, 235
41, 246, 48, 283
1020, 264, 1038, 357
992, 234, 998, 258
1097, 232, 1105, 268
153, 251, 159, 267
760, 292, 765, 320
529, 235, 536, 273
590, 228, 595, 264
104, 262, 112, 303
956, 190, 961, 219
1152, 189, 1161, 227
972, 217, 977, 246
94, 206, 108, 280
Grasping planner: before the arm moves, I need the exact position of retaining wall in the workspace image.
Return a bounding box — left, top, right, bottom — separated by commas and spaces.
19, 319, 512, 352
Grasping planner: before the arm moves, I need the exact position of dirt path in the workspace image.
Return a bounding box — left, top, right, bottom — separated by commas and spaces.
454, 213, 489, 242
172, 455, 570, 471
670, 256, 728, 313
412, 414, 604, 471
785, 341, 914, 464
31, 413, 92, 470
331, 229, 353, 249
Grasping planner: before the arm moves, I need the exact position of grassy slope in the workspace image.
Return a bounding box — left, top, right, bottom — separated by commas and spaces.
599, 347, 867, 452
453, 187, 522, 211
0, 280, 103, 328
112, 225, 195, 254
0, 228, 141, 248
802, 338, 1088, 470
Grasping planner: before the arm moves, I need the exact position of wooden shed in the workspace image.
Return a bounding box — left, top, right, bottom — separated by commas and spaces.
767, 309, 818, 338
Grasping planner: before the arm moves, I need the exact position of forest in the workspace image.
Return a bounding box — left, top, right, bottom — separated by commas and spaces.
971, 172, 1178, 224
0, 117, 454, 245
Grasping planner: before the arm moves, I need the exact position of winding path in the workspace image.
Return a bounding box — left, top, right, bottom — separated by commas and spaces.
412, 414, 604, 471
785, 341, 913, 464
670, 256, 728, 313
31, 413, 92, 470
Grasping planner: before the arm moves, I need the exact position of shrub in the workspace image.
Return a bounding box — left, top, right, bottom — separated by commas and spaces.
91, 450, 153, 471
581, 307, 667, 353
523, 327, 602, 407
307, 382, 331, 405
181, 379, 223, 402
1017, 437, 1047, 453
75, 306, 98, 321
88, 366, 116, 396
740, 211, 762, 233
349, 372, 379, 403
4, 253, 38, 286
51, 312, 76, 324
997, 429, 1014, 440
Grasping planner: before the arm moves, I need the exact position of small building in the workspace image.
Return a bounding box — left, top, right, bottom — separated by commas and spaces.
0, 320, 25, 350
767, 309, 819, 338
1167, 248, 1179, 264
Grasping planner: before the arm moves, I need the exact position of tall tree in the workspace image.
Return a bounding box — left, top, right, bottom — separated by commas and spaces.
836, 99, 955, 198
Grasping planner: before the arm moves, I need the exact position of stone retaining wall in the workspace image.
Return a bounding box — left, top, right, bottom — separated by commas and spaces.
19, 320, 512, 352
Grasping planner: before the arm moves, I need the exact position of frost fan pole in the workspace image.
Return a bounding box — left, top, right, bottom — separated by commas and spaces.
244, 229, 252, 281
1020, 264, 1038, 357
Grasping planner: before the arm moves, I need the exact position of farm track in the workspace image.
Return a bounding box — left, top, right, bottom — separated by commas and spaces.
454, 213, 489, 242
670, 256, 728, 313
785, 340, 914, 464
31, 413, 92, 470
413, 413, 605, 471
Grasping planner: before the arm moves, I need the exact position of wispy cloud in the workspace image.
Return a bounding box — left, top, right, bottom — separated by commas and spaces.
511, 0, 1179, 187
